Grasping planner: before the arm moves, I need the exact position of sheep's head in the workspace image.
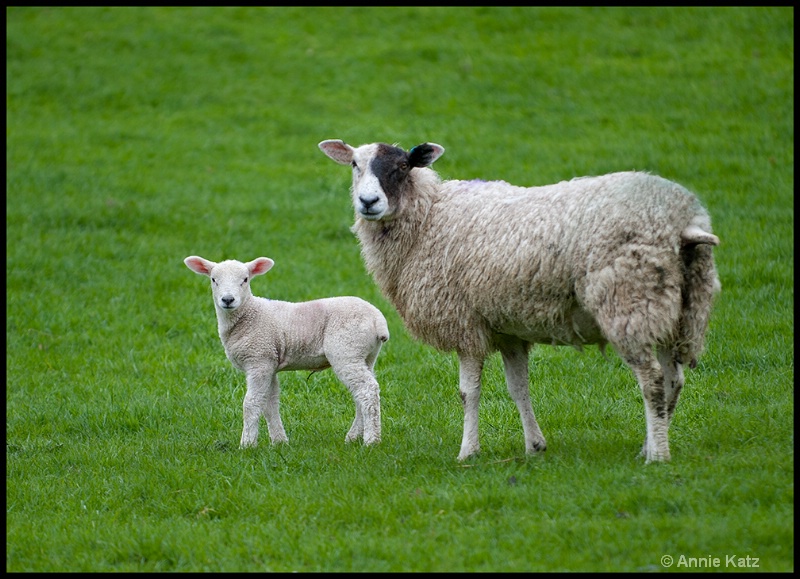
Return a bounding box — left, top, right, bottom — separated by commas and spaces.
319, 140, 444, 221
184, 256, 274, 311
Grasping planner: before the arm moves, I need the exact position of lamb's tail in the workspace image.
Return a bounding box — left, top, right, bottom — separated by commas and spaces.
376, 319, 390, 343
676, 220, 721, 367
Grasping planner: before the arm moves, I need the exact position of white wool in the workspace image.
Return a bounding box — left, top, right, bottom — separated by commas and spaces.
185, 255, 389, 448
320, 139, 720, 463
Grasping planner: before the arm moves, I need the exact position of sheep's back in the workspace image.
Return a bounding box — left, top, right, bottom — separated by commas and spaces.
392, 171, 708, 354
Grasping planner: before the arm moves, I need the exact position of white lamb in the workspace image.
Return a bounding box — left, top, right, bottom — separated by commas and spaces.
319, 139, 721, 463
184, 255, 389, 448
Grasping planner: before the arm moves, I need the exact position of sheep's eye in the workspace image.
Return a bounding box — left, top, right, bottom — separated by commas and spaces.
351, 160, 358, 170
399, 162, 409, 171
211, 277, 216, 283
242, 277, 248, 285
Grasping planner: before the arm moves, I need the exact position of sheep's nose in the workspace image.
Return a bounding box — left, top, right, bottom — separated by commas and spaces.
221, 296, 235, 308
359, 195, 380, 209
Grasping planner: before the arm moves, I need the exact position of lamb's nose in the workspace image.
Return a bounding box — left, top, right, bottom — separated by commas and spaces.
221, 296, 235, 308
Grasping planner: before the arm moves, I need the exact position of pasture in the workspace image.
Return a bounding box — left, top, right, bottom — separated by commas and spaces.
6, 7, 793, 572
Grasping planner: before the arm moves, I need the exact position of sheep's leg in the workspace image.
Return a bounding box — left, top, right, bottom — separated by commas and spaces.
332, 360, 381, 445
500, 341, 547, 455
457, 354, 484, 460
241, 368, 275, 448
638, 346, 685, 457
264, 374, 288, 444
657, 346, 685, 424
623, 350, 671, 462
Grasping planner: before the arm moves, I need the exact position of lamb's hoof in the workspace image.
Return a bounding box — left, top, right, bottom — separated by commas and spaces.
527, 437, 547, 454
457, 446, 480, 461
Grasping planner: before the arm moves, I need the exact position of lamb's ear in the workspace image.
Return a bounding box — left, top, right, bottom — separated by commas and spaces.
248, 257, 274, 277
185, 256, 216, 276
318, 139, 354, 165
408, 143, 445, 168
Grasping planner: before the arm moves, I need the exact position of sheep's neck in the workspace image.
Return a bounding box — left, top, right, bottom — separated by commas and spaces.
355, 207, 427, 311
352, 168, 439, 312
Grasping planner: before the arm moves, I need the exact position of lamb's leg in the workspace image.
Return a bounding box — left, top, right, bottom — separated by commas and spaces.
623, 350, 671, 462
332, 360, 381, 445
500, 340, 546, 455
346, 406, 365, 443
241, 368, 275, 448
457, 354, 484, 460
264, 374, 288, 444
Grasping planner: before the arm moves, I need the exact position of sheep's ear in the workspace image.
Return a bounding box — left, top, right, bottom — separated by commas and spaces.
318, 139, 354, 165
409, 143, 445, 168
248, 257, 274, 277
185, 256, 216, 276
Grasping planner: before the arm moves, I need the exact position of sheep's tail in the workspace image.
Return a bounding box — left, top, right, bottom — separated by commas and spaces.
681, 224, 720, 247
676, 220, 721, 368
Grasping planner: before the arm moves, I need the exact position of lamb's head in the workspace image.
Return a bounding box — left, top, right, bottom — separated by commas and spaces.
319, 140, 445, 221
184, 256, 274, 312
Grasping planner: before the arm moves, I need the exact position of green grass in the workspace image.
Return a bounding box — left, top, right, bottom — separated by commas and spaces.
6, 6, 793, 572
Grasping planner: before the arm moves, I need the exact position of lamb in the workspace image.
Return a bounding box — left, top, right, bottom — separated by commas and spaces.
318, 139, 721, 463
184, 255, 389, 448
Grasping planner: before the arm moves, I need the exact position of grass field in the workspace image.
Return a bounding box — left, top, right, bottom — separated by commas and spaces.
6, 6, 793, 572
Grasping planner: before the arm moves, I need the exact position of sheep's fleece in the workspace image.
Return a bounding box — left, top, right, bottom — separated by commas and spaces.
319, 139, 720, 463
185, 255, 388, 448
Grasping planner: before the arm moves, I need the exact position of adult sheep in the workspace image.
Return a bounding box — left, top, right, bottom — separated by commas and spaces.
318, 139, 721, 463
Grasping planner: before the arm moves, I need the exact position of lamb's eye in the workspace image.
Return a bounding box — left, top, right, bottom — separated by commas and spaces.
351, 160, 359, 170
211, 277, 216, 283
242, 277, 248, 285
399, 162, 409, 171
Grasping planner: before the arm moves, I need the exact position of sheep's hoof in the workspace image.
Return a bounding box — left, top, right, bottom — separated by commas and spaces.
641, 441, 671, 463
644, 449, 671, 463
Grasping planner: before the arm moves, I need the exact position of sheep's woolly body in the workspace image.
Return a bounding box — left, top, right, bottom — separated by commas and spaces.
185, 256, 388, 448
355, 170, 714, 360
320, 139, 720, 463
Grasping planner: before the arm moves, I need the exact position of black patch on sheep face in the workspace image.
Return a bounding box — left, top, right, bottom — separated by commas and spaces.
370, 144, 413, 201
